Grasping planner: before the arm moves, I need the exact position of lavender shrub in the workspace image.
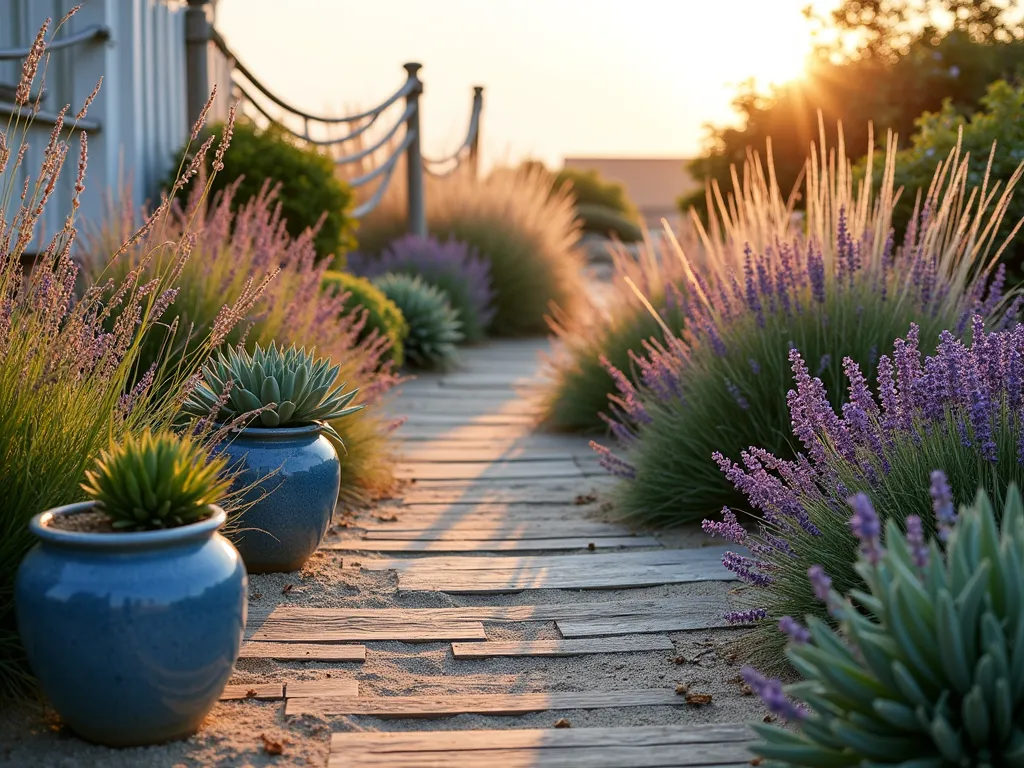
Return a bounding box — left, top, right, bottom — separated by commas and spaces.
348, 234, 495, 342
710, 318, 1024, 672
592, 134, 1021, 527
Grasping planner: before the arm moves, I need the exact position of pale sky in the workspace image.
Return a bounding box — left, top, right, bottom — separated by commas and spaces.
216, 0, 838, 169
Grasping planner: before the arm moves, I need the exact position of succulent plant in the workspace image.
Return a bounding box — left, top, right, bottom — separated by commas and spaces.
181, 342, 364, 449
746, 479, 1024, 765
372, 272, 463, 369
81, 429, 231, 531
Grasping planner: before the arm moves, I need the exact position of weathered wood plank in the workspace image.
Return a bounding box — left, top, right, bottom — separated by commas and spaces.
326, 537, 658, 553
239, 642, 366, 662
398, 563, 735, 593
400, 412, 538, 427
329, 743, 753, 768
400, 436, 596, 456
401, 447, 577, 463
362, 547, 730, 572
251, 597, 725, 641
451, 635, 674, 658
220, 683, 284, 701
396, 460, 583, 482
286, 688, 685, 717
358, 522, 632, 540
286, 679, 359, 698
438, 374, 547, 390
558, 613, 734, 637
250, 617, 487, 644
400, 482, 612, 506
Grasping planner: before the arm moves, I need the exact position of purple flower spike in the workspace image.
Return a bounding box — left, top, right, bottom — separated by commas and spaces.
702, 508, 747, 545
848, 493, 883, 565
808, 565, 832, 602
741, 667, 806, 721
905, 515, 928, 569
778, 616, 811, 645
930, 469, 957, 541
725, 608, 768, 624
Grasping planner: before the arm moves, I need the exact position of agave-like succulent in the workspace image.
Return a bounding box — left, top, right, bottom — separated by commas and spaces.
182, 342, 364, 449
746, 478, 1024, 765
81, 429, 231, 531
372, 272, 463, 369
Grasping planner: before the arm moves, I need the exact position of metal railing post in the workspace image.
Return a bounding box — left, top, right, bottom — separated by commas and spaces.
185, 0, 213, 127
403, 62, 427, 238
470, 86, 483, 177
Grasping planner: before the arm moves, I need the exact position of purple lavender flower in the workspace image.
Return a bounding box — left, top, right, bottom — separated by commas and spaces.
778, 616, 811, 645
905, 515, 928, 568
725, 608, 768, 624
589, 441, 636, 480
808, 565, 832, 602
349, 234, 495, 339
741, 667, 806, 721
702, 508, 747, 545
723, 551, 773, 586
848, 493, 883, 565
930, 469, 956, 540
725, 378, 750, 410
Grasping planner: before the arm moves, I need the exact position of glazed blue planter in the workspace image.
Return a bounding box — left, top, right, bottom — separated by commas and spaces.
218, 423, 340, 573
15, 502, 246, 747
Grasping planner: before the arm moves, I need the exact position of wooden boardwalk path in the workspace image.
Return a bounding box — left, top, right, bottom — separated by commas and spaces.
244, 340, 757, 767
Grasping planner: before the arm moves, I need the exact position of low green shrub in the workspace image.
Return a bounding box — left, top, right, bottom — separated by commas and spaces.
711, 318, 1024, 674
575, 203, 642, 242
593, 133, 1019, 528
373, 273, 463, 369
553, 167, 638, 219
746, 484, 1024, 765
174, 120, 357, 262
321, 271, 408, 367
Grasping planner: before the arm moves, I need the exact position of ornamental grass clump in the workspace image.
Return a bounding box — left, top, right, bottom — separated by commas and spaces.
711, 319, 1024, 673
593, 132, 1022, 527
0, 16, 245, 698
541, 236, 688, 432
82, 430, 231, 531
746, 485, 1024, 765
182, 342, 364, 451
348, 234, 495, 342
82, 182, 402, 505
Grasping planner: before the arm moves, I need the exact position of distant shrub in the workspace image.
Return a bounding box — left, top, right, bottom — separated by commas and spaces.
349, 234, 495, 342
593, 134, 1018, 528
355, 166, 585, 336
373, 273, 463, 369
322, 270, 408, 368
859, 79, 1024, 276
173, 120, 357, 262
711, 318, 1024, 674
542, 241, 687, 432
575, 203, 643, 242
553, 167, 638, 219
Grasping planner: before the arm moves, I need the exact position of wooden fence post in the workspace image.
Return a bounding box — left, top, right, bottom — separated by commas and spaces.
184, 0, 212, 127
403, 62, 427, 237
470, 86, 483, 177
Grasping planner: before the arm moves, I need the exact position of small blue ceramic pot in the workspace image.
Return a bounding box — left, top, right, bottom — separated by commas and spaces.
218, 423, 340, 573
15, 502, 246, 747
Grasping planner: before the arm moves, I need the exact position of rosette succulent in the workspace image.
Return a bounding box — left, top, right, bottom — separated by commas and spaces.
81, 429, 231, 531
182, 342, 364, 449
372, 272, 463, 369
747, 482, 1024, 765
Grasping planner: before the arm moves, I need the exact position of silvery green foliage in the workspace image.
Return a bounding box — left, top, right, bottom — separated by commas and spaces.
373, 272, 463, 369
749, 485, 1024, 766
182, 342, 363, 450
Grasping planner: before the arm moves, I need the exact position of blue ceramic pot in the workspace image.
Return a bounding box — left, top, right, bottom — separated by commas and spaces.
218, 423, 340, 573
15, 502, 246, 747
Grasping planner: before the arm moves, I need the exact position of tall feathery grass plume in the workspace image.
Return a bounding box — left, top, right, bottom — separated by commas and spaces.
592, 127, 1023, 528
0, 14, 248, 700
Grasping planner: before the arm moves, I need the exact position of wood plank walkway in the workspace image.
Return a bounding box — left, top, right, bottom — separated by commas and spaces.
240, 340, 754, 767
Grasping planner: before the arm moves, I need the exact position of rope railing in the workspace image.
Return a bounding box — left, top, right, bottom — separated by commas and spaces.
204, 20, 484, 236
0, 24, 110, 60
